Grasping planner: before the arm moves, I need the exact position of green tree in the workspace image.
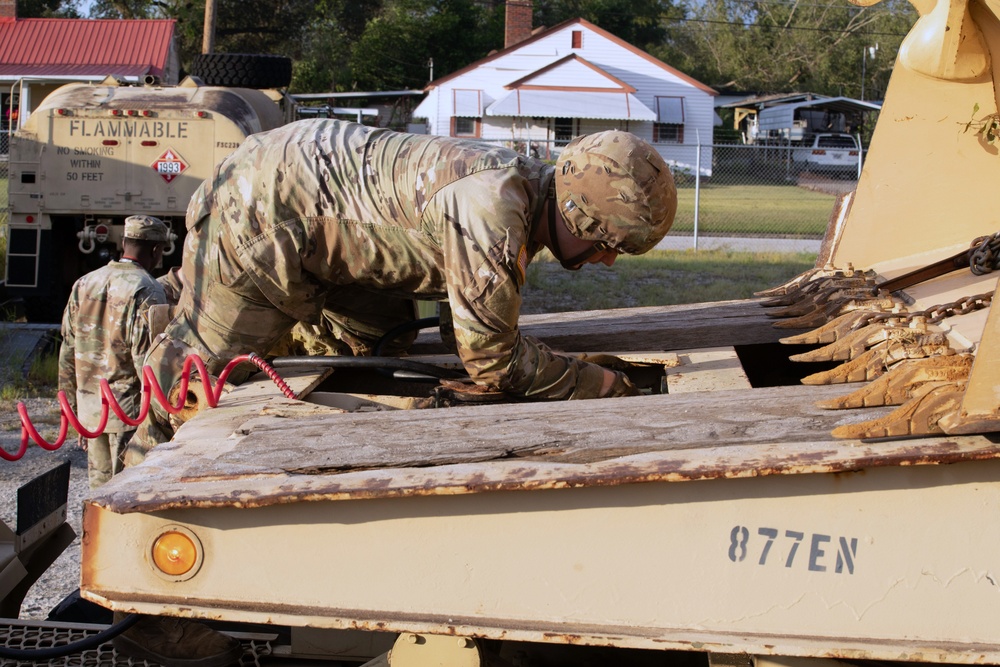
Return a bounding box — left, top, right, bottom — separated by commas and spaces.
655, 0, 916, 97
348, 0, 503, 90
17, 0, 81, 17
291, 0, 385, 92
89, 0, 318, 79
534, 0, 673, 49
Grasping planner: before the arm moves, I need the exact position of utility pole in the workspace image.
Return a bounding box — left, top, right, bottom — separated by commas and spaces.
202, 0, 218, 54
861, 43, 878, 101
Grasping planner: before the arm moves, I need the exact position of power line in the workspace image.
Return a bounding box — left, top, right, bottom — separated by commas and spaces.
665, 14, 910, 37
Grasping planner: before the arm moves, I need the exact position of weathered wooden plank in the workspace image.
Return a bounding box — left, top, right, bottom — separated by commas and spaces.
91, 372, 1000, 515
411, 299, 805, 354
664, 347, 751, 393
210, 384, 876, 471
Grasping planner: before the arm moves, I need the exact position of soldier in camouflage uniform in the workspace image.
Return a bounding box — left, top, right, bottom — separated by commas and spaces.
144, 120, 677, 421
58, 216, 169, 488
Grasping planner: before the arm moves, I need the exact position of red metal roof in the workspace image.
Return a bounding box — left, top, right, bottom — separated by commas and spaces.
0, 19, 175, 79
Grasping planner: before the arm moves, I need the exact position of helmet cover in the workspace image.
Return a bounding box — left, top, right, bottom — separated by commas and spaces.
555, 131, 677, 254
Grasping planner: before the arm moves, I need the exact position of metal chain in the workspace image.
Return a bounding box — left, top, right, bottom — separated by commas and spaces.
854, 291, 994, 329
970, 232, 1000, 275
925, 291, 994, 323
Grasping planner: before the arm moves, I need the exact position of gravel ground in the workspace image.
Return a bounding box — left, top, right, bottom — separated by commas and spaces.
0, 396, 88, 620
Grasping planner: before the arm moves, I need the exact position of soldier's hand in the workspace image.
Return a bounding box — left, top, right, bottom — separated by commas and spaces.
77, 435, 88, 452
599, 369, 641, 398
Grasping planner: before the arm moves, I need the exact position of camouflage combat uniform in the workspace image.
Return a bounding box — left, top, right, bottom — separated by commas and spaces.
145, 119, 629, 407
59, 260, 167, 488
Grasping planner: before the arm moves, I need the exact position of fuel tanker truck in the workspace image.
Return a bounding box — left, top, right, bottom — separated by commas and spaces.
3, 75, 294, 321
8, 1, 1000, 665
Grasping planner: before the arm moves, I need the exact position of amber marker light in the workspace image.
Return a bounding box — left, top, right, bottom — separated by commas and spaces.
152, 530, 200, 577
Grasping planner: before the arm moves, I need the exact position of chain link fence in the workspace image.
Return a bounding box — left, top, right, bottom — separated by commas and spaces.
483, 136, 861, 254
666, 141, 860, 252
0, 158, 8, 284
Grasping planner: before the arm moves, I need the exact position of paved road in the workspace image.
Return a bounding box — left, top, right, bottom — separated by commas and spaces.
656, 235, 822, 254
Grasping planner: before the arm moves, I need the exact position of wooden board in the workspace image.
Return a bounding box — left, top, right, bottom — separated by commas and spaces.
91, 374, 1000, 514
412, 299, 804, 354
664, 347, 752, 393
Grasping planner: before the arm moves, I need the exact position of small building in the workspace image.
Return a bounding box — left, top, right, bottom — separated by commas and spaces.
0, 0, 178, 149
722, 93, 882, 145
413, 3, 717, 174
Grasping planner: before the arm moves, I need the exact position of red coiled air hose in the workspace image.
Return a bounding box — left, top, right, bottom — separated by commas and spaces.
6, 353, 297, 462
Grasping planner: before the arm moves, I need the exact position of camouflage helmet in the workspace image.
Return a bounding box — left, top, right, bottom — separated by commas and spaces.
555, 131, 677, 254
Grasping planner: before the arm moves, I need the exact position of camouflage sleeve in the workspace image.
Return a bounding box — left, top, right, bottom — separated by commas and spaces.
128, 281, 169, 379
157, 267, 183, 305
57, 285, 79, 410
432, 170, 609, 400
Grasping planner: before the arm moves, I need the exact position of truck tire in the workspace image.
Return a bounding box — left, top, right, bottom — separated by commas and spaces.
190, 53, 293, 89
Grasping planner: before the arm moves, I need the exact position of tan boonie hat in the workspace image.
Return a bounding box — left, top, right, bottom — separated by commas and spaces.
124, 215, 169, 243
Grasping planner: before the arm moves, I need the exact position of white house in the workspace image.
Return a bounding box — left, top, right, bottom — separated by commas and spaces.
413, 13, 717, 174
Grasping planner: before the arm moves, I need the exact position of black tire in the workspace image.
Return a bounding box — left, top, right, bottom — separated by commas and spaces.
190, 53, 293, 89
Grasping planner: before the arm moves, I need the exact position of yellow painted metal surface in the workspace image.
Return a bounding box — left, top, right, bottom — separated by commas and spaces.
830, 3, 1000, 270
82, 457, 1000, 663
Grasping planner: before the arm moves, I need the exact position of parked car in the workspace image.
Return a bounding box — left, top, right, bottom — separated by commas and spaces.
794, 133, 860, 176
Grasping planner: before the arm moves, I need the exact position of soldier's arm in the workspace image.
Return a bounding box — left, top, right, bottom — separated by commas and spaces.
157, 267, 183, 305
434, 173, 632, 400
57, 292, 78, 409
128, 283, 169, 378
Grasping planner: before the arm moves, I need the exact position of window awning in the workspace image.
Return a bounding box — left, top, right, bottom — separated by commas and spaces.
453, 89, 483, 117
486, 90, 657, 121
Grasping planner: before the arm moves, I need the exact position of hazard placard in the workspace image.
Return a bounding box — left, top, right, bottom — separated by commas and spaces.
152, 149, 188, 183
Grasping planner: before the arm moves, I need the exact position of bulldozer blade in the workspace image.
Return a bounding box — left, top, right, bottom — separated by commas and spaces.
754, 268, 825, 298
789, 322, 931, 363
816, 354, 975, 409
760, 279, 877, 311
772, 296, 896, 330
772, 303, 846, 329
778, 310, 876, 345
759, 276, 842, 307
831, 382, 967, 439
801, 335, 954, 385
789, 323, 882, 362
801, 347, 885, 385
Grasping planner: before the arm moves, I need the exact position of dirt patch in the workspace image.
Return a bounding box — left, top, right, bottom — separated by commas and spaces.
797, 171, 857, 196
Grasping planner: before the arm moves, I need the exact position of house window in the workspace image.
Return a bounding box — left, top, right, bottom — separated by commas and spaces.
654, 96, 685, 144
572, 30, 582, 48
452, 117, 481, 138
554, 117, 576, 146
654, 124, 684, 143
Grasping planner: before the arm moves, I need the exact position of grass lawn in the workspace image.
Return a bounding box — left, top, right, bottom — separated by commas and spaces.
522, 247, 817, 313
671, 183, 835, 238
